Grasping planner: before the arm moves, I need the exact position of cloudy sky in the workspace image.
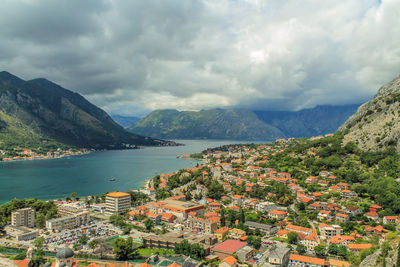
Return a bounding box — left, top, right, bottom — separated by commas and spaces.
0, 0, 399, 116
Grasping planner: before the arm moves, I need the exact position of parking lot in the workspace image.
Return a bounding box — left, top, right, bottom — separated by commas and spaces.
43, 220, 122, 251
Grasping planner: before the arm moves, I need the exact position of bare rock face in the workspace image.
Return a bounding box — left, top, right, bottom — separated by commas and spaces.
340, 74, 400, 151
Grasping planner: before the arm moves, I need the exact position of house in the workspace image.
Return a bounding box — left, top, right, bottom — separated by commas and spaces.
318, 210, 333, 221
383, 216, 398, 224
341, 190, 357, 199
365, 212, 379, 222
213, 240, 247, 260
267, 246, 290, 266
328, 235, 355, 245
230, 228, 247, 240
337, 182, 350, 190
288, 254, 326, 267
347, 243, 372, 252
255, 201, 276, 213
319, 224, 343, 240
305, 176, 318, 184
215, 227, 230, 240
345, 206, 362, 216
161, 213, 177, 223
369, 204, 382, 213
268, 210, 288, 220
336, 213, 350, 223
232, 195, 245, 205
299, 233, 319, 251
328, 259, 350, 267
146, 212, 161, 224
285, 225, 313, 236
219, 256, 237, 267
309, 202, 323, 210
244, 221, 278, 236
236, 246, 255, 262
184, 217, 218, 234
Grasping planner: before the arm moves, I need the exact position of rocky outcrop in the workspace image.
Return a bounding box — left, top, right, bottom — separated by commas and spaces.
340, 74, 400, 151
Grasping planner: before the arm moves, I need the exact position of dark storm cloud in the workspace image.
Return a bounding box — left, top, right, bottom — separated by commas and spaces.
0, 0, 399, 115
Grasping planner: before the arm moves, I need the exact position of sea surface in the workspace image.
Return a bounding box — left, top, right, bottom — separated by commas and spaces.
0, 140, 267, 204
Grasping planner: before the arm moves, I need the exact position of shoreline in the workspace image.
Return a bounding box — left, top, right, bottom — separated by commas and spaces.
0, 150, 92, 163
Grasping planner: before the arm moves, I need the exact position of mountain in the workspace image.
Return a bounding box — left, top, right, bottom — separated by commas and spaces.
0, 71, 171, 149
128, 109, 284, 140
111, 115, 141, 128
128, 105, 359, 140
340, 73, 400, 151
255, 105, 359, 138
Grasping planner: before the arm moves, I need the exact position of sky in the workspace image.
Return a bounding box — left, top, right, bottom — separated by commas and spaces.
0, 0, 399, 117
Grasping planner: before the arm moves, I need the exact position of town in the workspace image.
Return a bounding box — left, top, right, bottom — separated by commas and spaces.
1, 132, 399, 267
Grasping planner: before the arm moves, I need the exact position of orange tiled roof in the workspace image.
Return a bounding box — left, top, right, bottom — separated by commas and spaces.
107, 192, 130, 198
289, 254, 326, 265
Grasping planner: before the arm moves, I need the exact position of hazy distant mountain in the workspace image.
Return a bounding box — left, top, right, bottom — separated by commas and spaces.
127, 105, 359, 140
111, 115, 141, 128
341, 73, 400, 151
0, 71, 172, 149
255, 105, 359, 138
128, 109, 284, 140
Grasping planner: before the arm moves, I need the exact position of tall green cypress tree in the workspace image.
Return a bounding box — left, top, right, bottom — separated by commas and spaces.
220, 208, 226, 226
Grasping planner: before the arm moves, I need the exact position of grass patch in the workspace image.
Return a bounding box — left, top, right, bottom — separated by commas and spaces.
137, 248, 174, 256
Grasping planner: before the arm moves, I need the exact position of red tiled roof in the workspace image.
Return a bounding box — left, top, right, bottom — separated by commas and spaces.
213, 240, 247, 253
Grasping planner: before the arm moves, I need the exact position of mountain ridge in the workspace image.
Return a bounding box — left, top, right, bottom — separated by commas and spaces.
0, 71, 171, 150
128, 105, 359, 140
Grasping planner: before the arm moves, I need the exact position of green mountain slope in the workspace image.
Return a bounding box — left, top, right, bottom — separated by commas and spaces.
341, 73, 400, 151
128, 105, 359, 140
0, 71, 170, 149
128, 109, 284, 140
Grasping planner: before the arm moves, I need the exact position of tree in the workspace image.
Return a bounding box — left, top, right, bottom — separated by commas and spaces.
33, 237, 44, 248
337, 245, 348, 258
396, 242, 400, 267
239, 209, 245, 224
30, 249, 46, 267
328, 243, 338, 255
287, 232, 298, 244
144, 219, 154, 231
70, 192, 77, 199
79, 235, 89, 245
89, 239, 100, 250
207, 182, 225, 200
247, 236, 261, 249
296, 202, 306, 211
220, 209, 226, 227
35, 213, 46, 228
113, 237, 137, 260
314, 245, 326, 257
185, 191, 192, 201
296, 244, 307, 254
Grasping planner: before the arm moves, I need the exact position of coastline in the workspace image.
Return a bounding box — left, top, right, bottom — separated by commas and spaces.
0, 150, 92, 163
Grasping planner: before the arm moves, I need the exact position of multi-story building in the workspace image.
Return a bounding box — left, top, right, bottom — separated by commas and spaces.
105, 192, 131, 216
184, 216, 217, 234
46, 211, 90, 231
318, 224, 343, 240
145, 199, 204, 219
11, 208, 35, 228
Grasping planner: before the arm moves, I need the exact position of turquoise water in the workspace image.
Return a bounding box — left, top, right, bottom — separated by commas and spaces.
0, 140, 265, 203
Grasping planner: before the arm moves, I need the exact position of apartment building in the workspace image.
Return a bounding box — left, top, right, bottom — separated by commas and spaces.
318, 224, 343, 240
11, 208, 35, 228
184, 216, 218, 234
46, 211, 90, 231
105, 192, 131, 216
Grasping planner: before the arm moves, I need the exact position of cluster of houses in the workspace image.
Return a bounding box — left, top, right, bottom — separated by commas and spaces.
127, 142, 399, 266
